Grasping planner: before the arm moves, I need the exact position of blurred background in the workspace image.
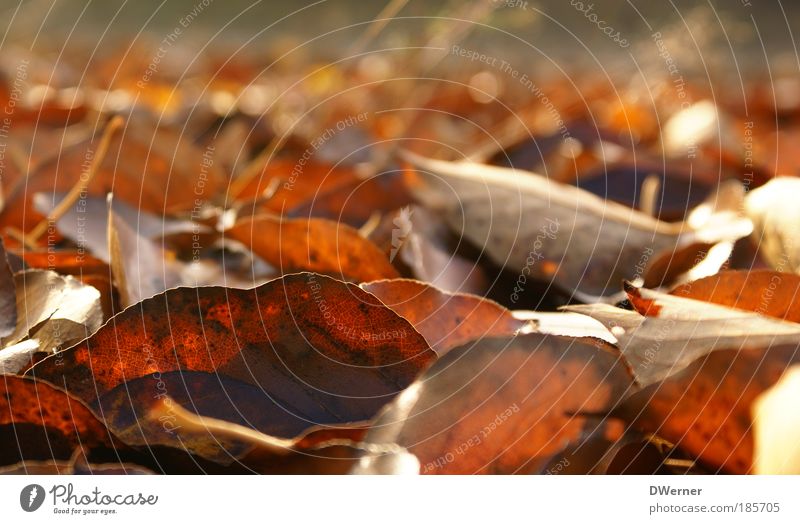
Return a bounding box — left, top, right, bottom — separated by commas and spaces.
2, 0, 799, 73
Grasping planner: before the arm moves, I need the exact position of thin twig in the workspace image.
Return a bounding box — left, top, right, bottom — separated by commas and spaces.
26, 115, 125, 244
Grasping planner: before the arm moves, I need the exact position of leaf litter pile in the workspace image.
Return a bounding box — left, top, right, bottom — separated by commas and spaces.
2, 12, 800, 476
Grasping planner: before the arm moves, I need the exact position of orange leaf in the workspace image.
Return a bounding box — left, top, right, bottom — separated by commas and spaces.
614, 344, 800, 473
228, 215, 399, 282
361, 279, 530, 355
670, 270, 800, 323
30, 273, 435, 427
0, 376, 118, 467
358, 334, 634, 474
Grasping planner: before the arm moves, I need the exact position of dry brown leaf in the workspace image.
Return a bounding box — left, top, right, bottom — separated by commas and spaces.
146, 398, 365, 474
615, 344, 800, 474
361, 278, 531, 355
366, 205, 492, 296
108, 194, 183, 307
2, 269, 103, 358
0, 119, 226, 232
567, 284, 800, 386
0, 375, 119, 467
95, 370, 368, 470
669, 270, 800, 322
227, 214, 399, 282
402, 151, 751, 301
355, 334, 634, 474
33, 192, 204, 263
29, 273, 435, 427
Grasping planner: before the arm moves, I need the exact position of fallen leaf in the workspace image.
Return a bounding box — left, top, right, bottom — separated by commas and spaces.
669, 270, 800, 322
402, 151, 751, 301
361, 278, 531, 355
511, 310, 616, 343
30, 273, 435, 427
567, 283, 800, 385
227, 214, 399, 282
614, 344, 800, 474
146, 398, 365, 474
286, 171, 415, 228
108, 194, 183, 307
10, 249, 109, 278
33, 192, 204, 263
235, 159, 359, 209
356, 333, 634, 474
534, 425, 678, 474
0, 118, 226, 232
641, 241, 716, 288
0, 376, 117, 467
367, 205, 493, 297
94, 370, 367, 464
6, 250, 118, 320
3, 269, 103, 355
